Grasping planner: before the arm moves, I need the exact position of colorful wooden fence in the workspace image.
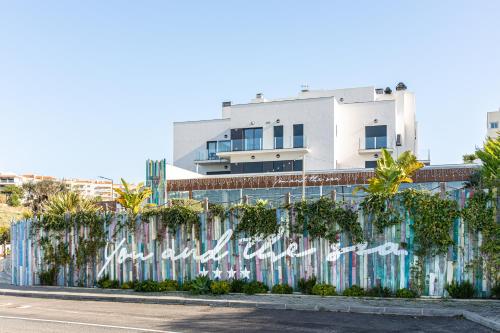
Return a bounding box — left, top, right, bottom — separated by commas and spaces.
10, 189, 491, 296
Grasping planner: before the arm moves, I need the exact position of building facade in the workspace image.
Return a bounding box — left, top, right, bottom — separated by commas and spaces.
487, 109, 499, 138
174, 83, 418, 175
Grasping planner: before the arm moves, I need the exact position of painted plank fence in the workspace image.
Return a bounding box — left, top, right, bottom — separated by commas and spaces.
10, 189, 489, 296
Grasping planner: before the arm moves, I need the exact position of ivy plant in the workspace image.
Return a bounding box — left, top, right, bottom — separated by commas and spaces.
234, 200, 279, 239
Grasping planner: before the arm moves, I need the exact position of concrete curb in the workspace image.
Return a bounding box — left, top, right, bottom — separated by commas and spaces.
0, 288, 497, 331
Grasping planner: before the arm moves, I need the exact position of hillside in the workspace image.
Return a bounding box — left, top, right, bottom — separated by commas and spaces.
0, 204, 25, 227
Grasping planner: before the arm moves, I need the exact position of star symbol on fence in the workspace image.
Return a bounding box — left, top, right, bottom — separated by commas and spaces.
240, 267, 251, 279
199, 267, 209, 277
227, 268, 236, 279
212, 266, 222, 279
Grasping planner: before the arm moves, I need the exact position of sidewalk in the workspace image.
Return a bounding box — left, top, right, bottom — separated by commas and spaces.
0, 284, 498, 331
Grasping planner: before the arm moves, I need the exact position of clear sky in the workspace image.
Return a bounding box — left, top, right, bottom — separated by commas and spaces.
1, 1, 499, 183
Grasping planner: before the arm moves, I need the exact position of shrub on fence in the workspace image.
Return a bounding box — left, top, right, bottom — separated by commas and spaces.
158, 279, 179, 292
39, 268, 58, 286
271, 283, 293, 294
312, 283, 337, 296
298, 276, 317, 295
243, 281, 268, 295
395, 288, 418, 298
189, 276, 212, 295
366, 285, 392, 297
210, 280, 231, 295
342, 285, 365, 296
97, 275, 119, 289
445, 281, 475, 299
134, 280, 160, 292
230, 278, 248, 293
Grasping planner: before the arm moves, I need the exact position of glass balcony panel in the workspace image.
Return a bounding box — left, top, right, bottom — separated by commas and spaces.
293, 135, 304, 148
365, 136, 387, 149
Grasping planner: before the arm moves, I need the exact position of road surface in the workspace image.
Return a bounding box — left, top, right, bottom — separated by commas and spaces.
0, 295, 492, 332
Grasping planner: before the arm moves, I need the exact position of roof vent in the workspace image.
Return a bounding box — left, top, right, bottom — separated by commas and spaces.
395, 82, 407, 91
222, 101, 232, 107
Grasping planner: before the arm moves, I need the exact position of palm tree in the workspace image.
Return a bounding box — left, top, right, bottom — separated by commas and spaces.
360, 149, 425, 195
475, 134, 499, 188
113, 178, 152, 282
114, 178, 152, 218
43, 191, 100, 216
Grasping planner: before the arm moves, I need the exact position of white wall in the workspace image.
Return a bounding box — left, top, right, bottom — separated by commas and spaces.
173, 118, 230, 173
229, 97, 335, 170
334, 100, 396, 169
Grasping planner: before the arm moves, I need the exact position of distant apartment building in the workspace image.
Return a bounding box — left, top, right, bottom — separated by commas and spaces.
487, 109, 499, 138
174, 83, 418, 175
62, 178, 115, 201
0, 173, 24, 190
0, 172, 119, 201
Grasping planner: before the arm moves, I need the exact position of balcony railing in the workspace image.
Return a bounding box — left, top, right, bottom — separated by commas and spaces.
365, 136, 387, 150
231, 138, 263, 151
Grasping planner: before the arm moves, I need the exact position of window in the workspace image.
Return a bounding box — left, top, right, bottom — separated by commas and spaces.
218, 140, 231, 152
365, 125, 387, 149
244, 128, 263, 150
490, 122, 499, 129
274, 125, 283, 149
293, 124, 304, 148
231, 128, 263, 151
207, 141, 218, 160
365, 161, 377, 168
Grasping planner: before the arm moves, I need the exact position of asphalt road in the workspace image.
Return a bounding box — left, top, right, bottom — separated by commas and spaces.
0, 295, 492, 333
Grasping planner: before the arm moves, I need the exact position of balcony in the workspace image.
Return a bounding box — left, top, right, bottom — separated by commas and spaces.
217, 136, 309, 160
358, 136, 393, 154
194, 150, 229, 164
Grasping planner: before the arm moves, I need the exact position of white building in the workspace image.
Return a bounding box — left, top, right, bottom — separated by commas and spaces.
487, 109, 499, 138
174, 83, 418, 175
0, 173, 24, 190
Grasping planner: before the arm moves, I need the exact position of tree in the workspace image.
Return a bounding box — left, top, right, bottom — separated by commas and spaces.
1, 185, 23, 207
44, 191, 100, 216
359, 149, 425, 195
113, 179, 152, 282
22, 180, 67, 215
114, 178, 152, 228
463, 153, 477, 164
0, 226, 9, 257
475, 135, 500, 188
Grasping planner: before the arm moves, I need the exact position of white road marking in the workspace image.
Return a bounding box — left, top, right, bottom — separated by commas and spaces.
0, 315, 182, 333
0, 303, 12, 307
16, 305, 31, 309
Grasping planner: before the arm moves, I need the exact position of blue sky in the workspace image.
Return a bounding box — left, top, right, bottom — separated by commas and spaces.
1, 1, 499, 183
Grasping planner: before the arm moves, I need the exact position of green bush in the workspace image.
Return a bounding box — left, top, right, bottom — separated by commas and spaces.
342, 285, 365, 297
121, 281, 136, 290
158, 279, 179, 292
96, 275, 119, 289
243, 281, 268, 295
366, 285, 392, 297
39, 268, 58, 286
312, 283, 337, 296
230, 278, 248, 293
189, 276, 212, 295
181, 278, 193, 291
298, 276, 317, 295
271, 283, 293, 294
445, 281, 475, 299
210, 280, 231, 295
395, 288, 418, 298
491, 282, 500, 299
134, 280, 160, 292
